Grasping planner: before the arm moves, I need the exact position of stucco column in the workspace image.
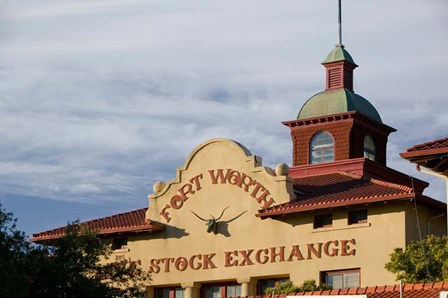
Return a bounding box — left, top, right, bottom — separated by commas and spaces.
182, 282, 200, 298
184, 286, 193, 298
237, 277, 255, 296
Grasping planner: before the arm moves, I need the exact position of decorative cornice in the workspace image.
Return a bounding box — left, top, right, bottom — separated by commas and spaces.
283, 111, 396, 134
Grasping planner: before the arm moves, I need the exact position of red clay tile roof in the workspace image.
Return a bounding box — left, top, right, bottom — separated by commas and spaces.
288, 158, 429, 194
400, 137, 448, 176
404, 137, 448, 153
401, 137, 448, 161
258, 171, 445, 218
239, 282, 448, 297
31, 208, 164, 242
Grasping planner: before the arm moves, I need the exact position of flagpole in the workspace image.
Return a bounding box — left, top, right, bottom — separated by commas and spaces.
338, 0, 342, 45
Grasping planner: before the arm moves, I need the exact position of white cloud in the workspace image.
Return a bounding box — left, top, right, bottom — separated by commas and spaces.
0, 0, 447, 213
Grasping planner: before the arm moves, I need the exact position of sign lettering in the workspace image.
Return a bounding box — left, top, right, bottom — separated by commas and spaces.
148, 239, 356, 274
159, 169, 276, 222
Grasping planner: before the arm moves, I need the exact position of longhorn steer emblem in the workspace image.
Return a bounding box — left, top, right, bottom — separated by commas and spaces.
190, 207, 246, 234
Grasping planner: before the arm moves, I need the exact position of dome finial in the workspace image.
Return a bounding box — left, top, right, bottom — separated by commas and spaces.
338, 0, 343, 46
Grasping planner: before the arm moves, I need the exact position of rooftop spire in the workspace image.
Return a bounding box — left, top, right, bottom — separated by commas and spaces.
319, 0, 358, 92
338, 0, 342, 46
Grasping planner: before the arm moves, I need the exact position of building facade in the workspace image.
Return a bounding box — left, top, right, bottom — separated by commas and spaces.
32, 44, 447, 298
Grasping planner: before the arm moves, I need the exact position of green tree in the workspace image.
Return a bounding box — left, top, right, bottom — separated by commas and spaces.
0, 205, 151, 298
385, 235, 448, 283
0, 204, 29, 297
299, 279, 332, 292
265, 279, 331, 295
28, 221, 151, 298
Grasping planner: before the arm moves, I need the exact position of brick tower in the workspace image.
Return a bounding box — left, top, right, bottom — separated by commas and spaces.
283, 44, 396, 168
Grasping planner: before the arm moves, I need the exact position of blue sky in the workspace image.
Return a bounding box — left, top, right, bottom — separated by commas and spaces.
0, 0, 447, 237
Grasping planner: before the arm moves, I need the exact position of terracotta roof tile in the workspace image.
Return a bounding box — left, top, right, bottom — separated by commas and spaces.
414, 283, 424, 289
236, 282, 448, 297
405, 137, 448, 153
31, 208, 164, 242
400, 137, 448, 164
258, 171, 417, 218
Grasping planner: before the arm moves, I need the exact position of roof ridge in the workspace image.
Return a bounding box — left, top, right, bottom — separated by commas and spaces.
337, 170, 414, 194
82, 207, 148, 224
335, 170, 361, 179
294, 171, 352, 179
362, 175, 414, 193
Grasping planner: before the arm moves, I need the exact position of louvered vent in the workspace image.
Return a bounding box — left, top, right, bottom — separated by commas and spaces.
328, 67, 342, 89
344, 68, 353, 91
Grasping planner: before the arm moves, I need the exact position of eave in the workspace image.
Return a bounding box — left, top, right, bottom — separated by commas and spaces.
257, 193, 446, 219
400, 139, 448, 176
30, 222, 165, 242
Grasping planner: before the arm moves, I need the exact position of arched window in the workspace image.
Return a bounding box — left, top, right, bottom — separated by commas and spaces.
310, 131, 334, 164
363, 135, 376, 161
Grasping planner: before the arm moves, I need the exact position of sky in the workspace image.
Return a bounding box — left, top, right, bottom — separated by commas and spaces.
0, 0, 447, 238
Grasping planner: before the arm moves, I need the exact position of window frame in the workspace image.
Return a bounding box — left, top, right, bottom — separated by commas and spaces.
348, 209, 368, 225
201, 282, 242, 298
310, 131, 335, 164
111, 236, 128, 250
363, 135, 376, 161
256, 278, 289, 295
155, 287, 184, 298
320, 268, 360, 289
313, 213, 333, 229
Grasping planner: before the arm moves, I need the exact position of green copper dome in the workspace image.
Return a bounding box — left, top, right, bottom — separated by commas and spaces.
322, 44, 358, 66
297, 88, 382, 123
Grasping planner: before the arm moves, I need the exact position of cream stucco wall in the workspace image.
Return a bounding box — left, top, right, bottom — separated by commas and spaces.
108, 139, 446, 297
404, 200, 447, 244
123, 201, 408, 291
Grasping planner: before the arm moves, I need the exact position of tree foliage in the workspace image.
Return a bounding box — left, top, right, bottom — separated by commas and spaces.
0, 205, 30, 297
0, 204, 151, 298
385, 235, 448, 283
265, 279, 332, 295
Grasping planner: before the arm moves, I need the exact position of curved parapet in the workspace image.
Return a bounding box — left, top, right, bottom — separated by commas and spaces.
146, 138, 295, 224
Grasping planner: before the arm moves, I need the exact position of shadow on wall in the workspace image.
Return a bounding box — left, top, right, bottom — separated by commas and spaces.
162, 225, 190, 239
189, 209, 248, 238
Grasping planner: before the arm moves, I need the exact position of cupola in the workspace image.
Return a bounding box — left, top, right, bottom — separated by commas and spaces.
322, 44, 357, 91
283, 2, 396, 168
